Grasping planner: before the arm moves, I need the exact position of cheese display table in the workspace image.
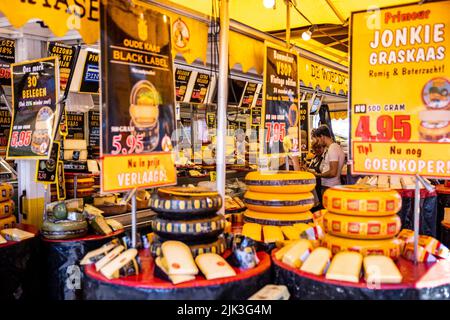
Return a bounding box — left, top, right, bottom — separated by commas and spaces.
41, 229, 124, 300
0, 224, 40, 300
437, 185, 450, 242
82, 250, 271, 300
272, 250, 450, 300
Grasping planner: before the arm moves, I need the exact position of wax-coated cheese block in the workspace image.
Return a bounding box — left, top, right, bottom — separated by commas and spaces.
274, 240, 300, 260
417, 235, 450, 259
281, 226, 301, 240
1, 228, 34, 241
89, 216, 113, 235
244, 210, 313, 226
95, 245, 125, 271
326, 251, 363, 283
312, 209, 326, 228
41, 220, 88, 240
65, 177, 95, 189
248, 285, 290, 300
0, 183, 13, 202
245, 171, 316, 194
323, 212, 401, 240
93, 194, 117, 206
402, 243, 437, 262
322, 234, 402, 259
293, 223, 311, 234
242, 223, 262, 242
106, 219, 124, 231
154, 256, 196, 285
300, 247, 332, 276
281, 239, 313, 268
263, 226, 284, 243
152, 214, 226, 243
63, 139, 88, 160
195, 253, 237, 280
323, 185, 402, 216
100, 249, 139, 280
363, 255, 403, 284
150, 236, 227, 258
83, 204, 104, 217
0, 199, 14, 220
150, 187, 222, 219
80, 242, 118, 265
161, 241, 199, 275
0, 215, 16, 230
243, 191, 314, 213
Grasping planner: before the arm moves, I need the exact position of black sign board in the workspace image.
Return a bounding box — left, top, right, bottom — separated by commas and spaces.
0, 103, 11, 150
79, 51, 99, 94
67, 111, 85, 140
7, 57, 60, 159
0, 38, 15, 86
240, 82, 258, 109
175, 69, 191, 102
251, 92, 262, 126
262, 45, 298, 155
88, 110, 100, 147
206, 112, 216, 129
35, 141, 60, 184
299, 102, 309, 153
48, 42, 79, 97
190, 73, 210, 104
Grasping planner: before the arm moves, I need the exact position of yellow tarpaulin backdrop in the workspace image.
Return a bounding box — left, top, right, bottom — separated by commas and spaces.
229, 31, 264, 74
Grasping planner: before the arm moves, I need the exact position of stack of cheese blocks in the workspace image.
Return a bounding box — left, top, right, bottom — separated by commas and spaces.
242, 171, 316, 242
0, 183, 15, 230
320, 185, 403, 260
149, 187, 229, 258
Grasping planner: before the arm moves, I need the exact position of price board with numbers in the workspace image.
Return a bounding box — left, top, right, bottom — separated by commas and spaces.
6, 56, 60, 160
350, 1, 450, 178
261, 42, 299, 156
0, 38, 14, 86
35, 141, 60, 184
100, 0, 177, 192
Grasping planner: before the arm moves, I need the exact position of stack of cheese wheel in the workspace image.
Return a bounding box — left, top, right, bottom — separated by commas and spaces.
149, 187, 227, 257
321, 185, 403, 259
0, 183, 15, 230
243, 171, 316, 235
66, 174, 95, 198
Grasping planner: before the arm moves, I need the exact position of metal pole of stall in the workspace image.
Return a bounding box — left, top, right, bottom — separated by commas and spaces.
285, 0, 291, 171
216, 0, 229, 214
413, 176, 420, 263
131, 190, 137, 248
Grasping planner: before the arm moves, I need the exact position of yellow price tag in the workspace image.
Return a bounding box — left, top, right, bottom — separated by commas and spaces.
210, 171, 216, 182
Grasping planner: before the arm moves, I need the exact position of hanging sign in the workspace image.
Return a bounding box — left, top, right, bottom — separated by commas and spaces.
59, 108, 68, 137
47, 42, 79, 96
206, 112, 216, 129
6, 56, 60, 160
190, 72, 210, 104
350, 1, 450, 178
88, 110, 100, 147
299, 102, 309, 153
175, 69, 191, 102
0, 103, 11, 155
251, 92, 262, 127
79, 51, 99, 94
0, 38, 15, 87
100, 0, 177, 192
240, 82, 258, 109
56, 160, 66, 200
66, 111, 85, 140
261, 43, 299, 156
35, 141, 60, 184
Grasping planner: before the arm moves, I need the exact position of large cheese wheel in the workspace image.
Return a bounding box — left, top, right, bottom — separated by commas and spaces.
65, 177, 95, 189
150, 187, 222, 219
150, 235, 226, 258
0, 200, 14, 219
243, 191, 314, 213
243, 210, 313, 226
323, 185, 402, 216
321, 233, 402, 259
41, 220, 88, 240
245, 171, 316, 194
151, 214, 226, 243
323, 212, 401, 240
67, 188, 94, 198
0, 214, 16, 230
0, 183, 13, 202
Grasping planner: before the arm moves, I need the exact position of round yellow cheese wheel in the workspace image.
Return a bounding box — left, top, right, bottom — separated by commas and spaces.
243, 191, 314, 213
0, 200, 14, 219
323, 212, 401, 240
0, 214, 16, 230
0, 183, 13, 202
245, 171, 316, 194
323, 185, 402, 216
244, 210, 313, 226
321, 233, 402, 259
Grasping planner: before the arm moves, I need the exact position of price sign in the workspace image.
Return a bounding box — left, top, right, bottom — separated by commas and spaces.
66, 111, 85, 140
240, 82, 258, 109
35, 141, 60, 184
79, 51, 99, 94
350, 1, 450, 178
299, 102, 309, 153
175, 69, 191, 102
56, 160, 66, 200
48, 42, 78, 96
190, 73, 210, 104
0, 38, 15, 86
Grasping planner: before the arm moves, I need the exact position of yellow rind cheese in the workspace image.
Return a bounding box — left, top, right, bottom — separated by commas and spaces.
263, 225, 284, 243
326, 251, 363, 283
363, 255, 403, 284
281, 239, 312, 268
323, 185, 402, 216
242, 223, 262, 242
281, 226, 301, 240
0, 200, 14, 219
274, 241, 300, 260
322, 233, 402, 259
323, 212, 401, 240
0, 183, 13, 202
300, 247, 332, 276
0, 215, 16, 230
245, 171, 316, 194
244, 210, 313, 226
243, 191, 314, 213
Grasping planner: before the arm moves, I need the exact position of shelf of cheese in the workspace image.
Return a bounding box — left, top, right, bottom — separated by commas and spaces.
243, 191, 314, 213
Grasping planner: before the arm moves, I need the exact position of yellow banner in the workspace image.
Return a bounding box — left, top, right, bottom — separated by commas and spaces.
230, 31, 264, 74
102, 153, 177, 192
298, 56, 348, 95
350, 1, 450, 178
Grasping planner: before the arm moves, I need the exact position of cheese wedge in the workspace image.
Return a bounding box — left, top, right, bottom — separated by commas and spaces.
195, 253, 236, 280
241, 223, 262, 242
100, 249, 138, 280
274, 241, 300, 260
0, 234, 6, 244
95, 245, 124, 271
300, 247, 332, 276
293, 223, 311, 234
263, 225, 284, 243
326, 251, 363, 283
1, 228, 34, 241
155, 256, 195, 284
80, 242, 118, 265
363, 255, 403, 284
161, 241, 199, 275
248, 285, 290, 300
281, 239, 312, 268
281, 226, 301, 240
